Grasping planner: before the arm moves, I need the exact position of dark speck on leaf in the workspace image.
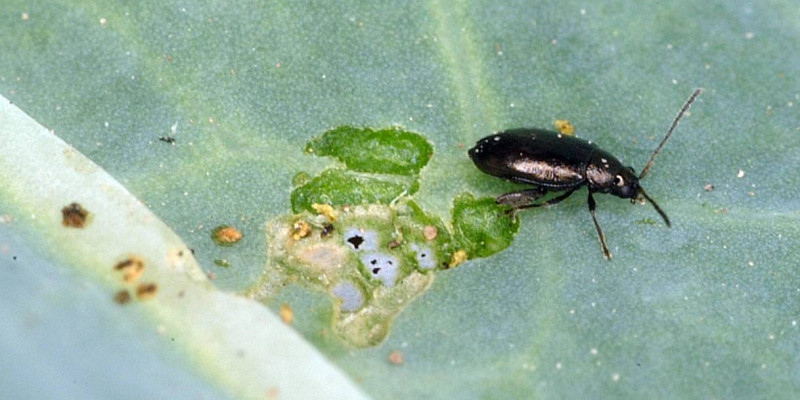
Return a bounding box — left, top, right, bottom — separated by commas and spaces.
61, 202, 89, 228
321, 224, 335, 238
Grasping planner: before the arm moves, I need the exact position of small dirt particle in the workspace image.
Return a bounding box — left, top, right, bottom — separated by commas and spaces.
114, 256, 145, 283
113, 290, 131, 305
279, 303, 294, 324
61, 202, 89, 228
136, 283, 158, 300
212, 225, 243, 246
320, 223, 335, 238
214, 259, 231, 268
423, 225, 438, 241
388, 350, 404, 365
291, 220, 311, 241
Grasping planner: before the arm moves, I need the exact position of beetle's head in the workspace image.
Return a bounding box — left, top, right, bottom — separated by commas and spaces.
609, 166, 640, 199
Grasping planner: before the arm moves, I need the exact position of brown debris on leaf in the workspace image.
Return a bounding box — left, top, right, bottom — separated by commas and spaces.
61, 202, 90, 228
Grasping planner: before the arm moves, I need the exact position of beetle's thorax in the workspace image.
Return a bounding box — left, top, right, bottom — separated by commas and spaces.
585, 150, 621, 188
585, 151, 640, 199
585, 162, 616, 189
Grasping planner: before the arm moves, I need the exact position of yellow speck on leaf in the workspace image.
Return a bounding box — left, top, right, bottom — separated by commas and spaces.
279, 303, 294, 324
554, 120, 575, 136
291, 220, 311, 241
212, 225, 243, 245
312, 203, 338, 221
449, 249, 468, 268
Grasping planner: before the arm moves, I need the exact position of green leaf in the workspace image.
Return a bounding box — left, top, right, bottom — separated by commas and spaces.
451, 193, 519, 258
306, 126, 434, 175
2, 0, 799, 399
290, 169, 419, 213
0, 97, 367, 400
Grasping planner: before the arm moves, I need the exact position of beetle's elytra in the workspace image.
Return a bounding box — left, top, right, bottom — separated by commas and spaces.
469, 89, 702, 259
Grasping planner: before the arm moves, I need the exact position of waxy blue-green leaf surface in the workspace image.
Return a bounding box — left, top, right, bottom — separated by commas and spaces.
1, 0, 799, 398
0, 96, 368, 400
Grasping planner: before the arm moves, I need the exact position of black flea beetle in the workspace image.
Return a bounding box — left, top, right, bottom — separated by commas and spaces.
469, 89, 702, 259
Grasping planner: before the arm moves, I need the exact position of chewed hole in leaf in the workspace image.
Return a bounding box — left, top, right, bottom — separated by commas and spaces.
344, 228, 378, 252
258, 198, 519, 346
360, 253, 399, 287
410, 243, 436, 270
255, 125, 523, 347
348, 235, 364, 249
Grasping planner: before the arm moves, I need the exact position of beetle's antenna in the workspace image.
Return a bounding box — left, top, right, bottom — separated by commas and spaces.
639, 88, 703, 180
637, 186, 671, 227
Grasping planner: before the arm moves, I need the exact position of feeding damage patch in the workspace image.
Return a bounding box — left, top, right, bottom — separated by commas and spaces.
248, 126, 518, 347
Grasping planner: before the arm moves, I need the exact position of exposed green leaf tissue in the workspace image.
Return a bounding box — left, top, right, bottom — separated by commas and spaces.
305, 126, 434, 175
250, 127, 520, 347
290, 169, 419, 213
453, 193, 519, 258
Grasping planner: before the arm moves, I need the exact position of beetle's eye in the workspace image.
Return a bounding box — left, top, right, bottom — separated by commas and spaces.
614, 175, 625, 187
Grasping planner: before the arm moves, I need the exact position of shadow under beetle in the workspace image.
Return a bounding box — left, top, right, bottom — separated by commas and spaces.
468, 89, 702, 259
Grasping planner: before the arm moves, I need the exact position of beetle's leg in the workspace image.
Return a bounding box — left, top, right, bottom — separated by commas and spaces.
500, 188, 577, 216
496, 187, 547, 208
523, 188, 577, 209
587, 191, 612, 260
